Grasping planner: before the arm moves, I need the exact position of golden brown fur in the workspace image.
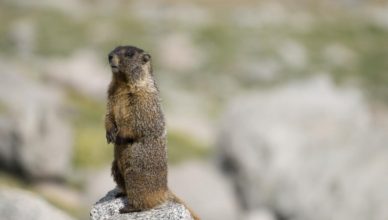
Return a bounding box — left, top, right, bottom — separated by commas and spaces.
105, 46, 199, 220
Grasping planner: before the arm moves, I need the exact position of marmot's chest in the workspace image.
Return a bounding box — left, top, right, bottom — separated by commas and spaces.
112, 94, 137, 125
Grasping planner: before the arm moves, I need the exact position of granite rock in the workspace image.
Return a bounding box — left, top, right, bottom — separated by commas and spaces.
90, 188, 194, 220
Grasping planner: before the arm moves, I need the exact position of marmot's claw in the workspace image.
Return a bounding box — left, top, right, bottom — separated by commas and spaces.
106, 127, 118, 143
106, 132, 112, 143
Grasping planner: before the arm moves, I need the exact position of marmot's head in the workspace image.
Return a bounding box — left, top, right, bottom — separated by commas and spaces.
108, 46, 152, 84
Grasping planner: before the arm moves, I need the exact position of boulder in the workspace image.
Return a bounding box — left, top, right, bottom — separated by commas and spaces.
90, 188, 193, 220
169, 161, 240, 220
43, 50, 110, 100
0, 187, 75, 220
0, 66, 72, 180
217, 76, 388, 220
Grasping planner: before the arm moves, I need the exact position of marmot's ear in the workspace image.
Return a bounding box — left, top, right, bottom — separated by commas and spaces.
142, 54, 151, 63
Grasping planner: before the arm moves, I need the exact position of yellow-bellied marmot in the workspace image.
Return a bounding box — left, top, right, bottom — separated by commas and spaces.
105, 45, 199, 220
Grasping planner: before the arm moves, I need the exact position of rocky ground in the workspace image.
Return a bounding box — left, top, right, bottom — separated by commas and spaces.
0, 0, 388, 220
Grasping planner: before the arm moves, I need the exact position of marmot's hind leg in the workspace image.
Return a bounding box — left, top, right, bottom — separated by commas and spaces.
121, 190, 168, 213
111, 160, 126, 196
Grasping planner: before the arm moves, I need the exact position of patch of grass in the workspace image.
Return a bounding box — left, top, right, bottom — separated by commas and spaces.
66, 91, 112, 168
0, 3, 20, 55
0, 3, 87, 56
293, 15, 388, 101
73, 125, 112, 168
0, 101, 8, 114
0, 172, 25, 188
40, 192, 87, 220
167, 130, 210, 164
33, 10, 89, 56
0, 1, 151, 57
194, 22, 238, 72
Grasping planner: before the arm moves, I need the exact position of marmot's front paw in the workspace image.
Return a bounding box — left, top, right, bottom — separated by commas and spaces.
106, 127, 118, 143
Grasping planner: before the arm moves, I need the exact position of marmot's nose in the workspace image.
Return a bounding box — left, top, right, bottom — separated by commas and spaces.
108, 54, 113, 63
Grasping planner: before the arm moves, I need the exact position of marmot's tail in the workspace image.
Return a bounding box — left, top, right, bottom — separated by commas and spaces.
168, 191, 200, 220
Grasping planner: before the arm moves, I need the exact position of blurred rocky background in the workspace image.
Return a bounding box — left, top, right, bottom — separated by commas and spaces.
0, 0, 387, 220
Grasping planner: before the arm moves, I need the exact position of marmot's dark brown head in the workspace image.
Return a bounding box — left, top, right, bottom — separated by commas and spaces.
108, 46, 152, 84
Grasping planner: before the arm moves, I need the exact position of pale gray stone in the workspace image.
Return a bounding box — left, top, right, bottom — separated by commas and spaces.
0, 66, 72, 180
0, 187, 75, 220
90, 189, 194, 220
218, 76, 388, 220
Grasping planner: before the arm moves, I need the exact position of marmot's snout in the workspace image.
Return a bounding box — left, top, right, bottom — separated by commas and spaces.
108, 53, 120, 73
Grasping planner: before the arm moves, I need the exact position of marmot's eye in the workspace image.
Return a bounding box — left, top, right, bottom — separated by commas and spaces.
125, 51, 135, 58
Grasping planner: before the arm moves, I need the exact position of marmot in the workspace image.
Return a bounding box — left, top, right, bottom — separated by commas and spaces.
105, 45, 199, 220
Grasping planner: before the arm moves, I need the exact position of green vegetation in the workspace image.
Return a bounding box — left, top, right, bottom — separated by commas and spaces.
41, 192, 87, 220
0, 101, 8, 114
292, 17, 388, 101
0, 172, 25, 188
34, 12, 88, 56
167, 130, 210, 164
66, 91, 111, 168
